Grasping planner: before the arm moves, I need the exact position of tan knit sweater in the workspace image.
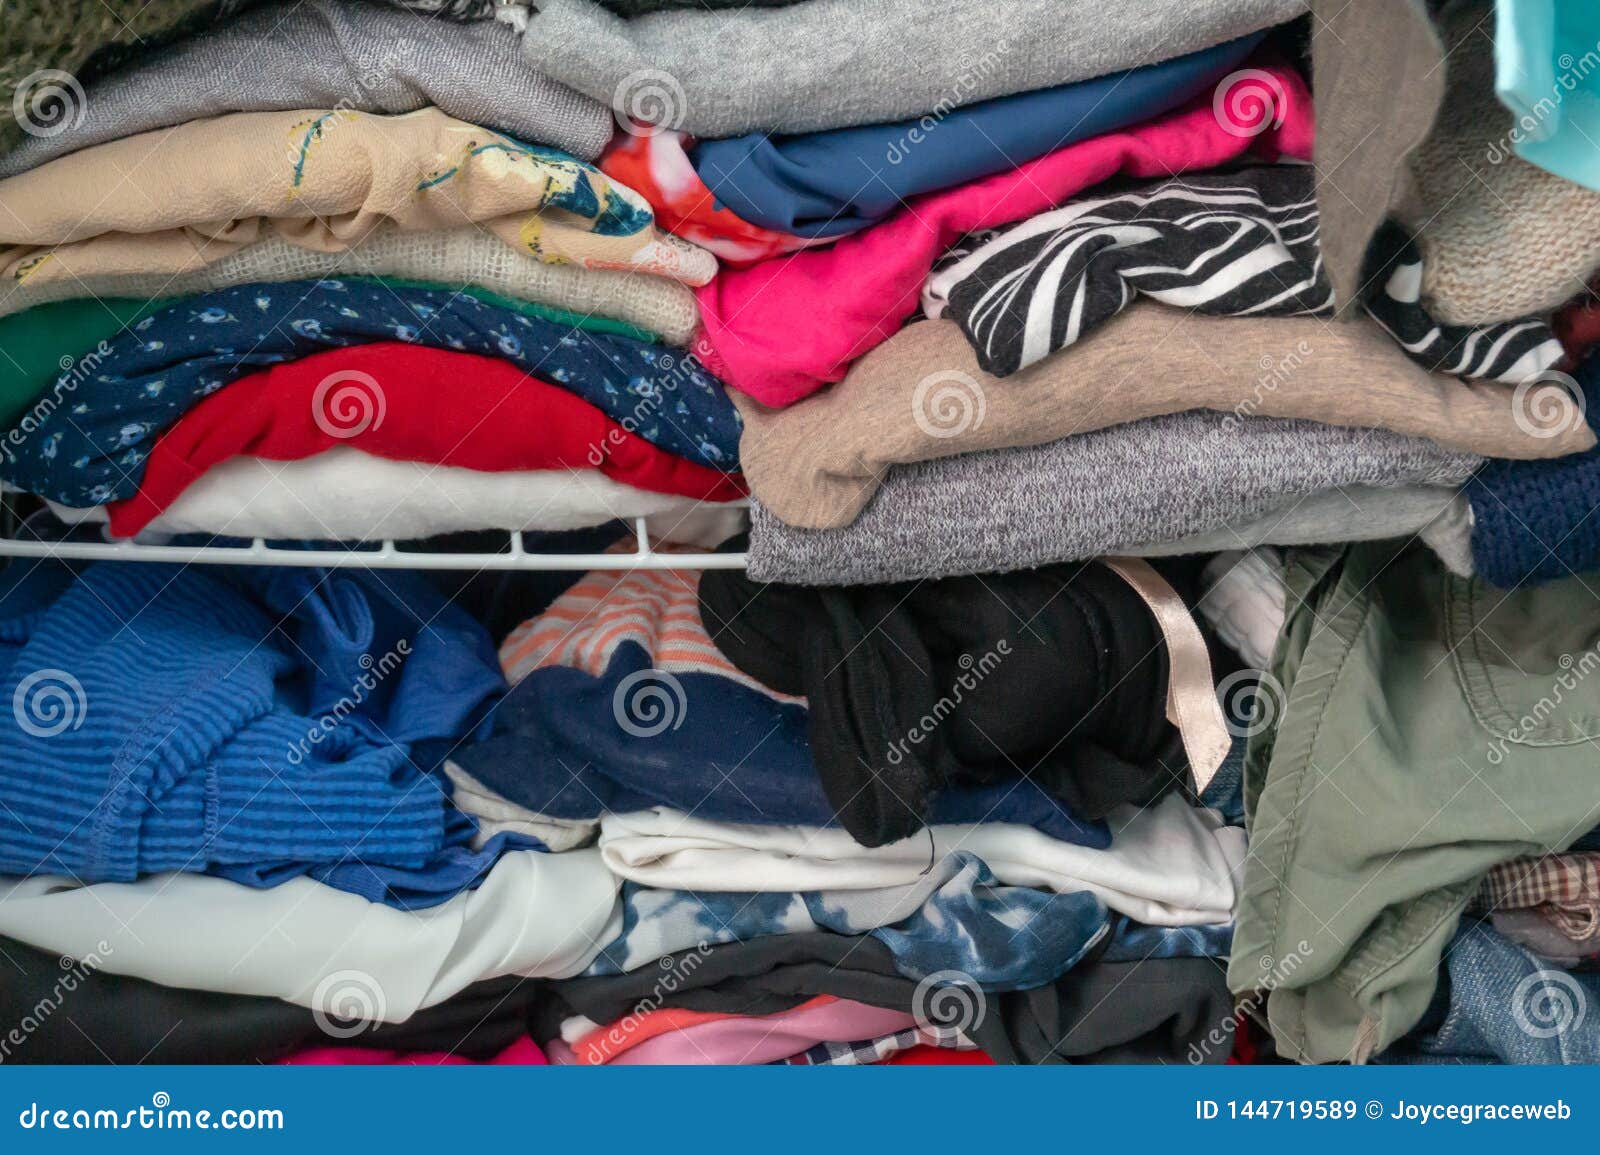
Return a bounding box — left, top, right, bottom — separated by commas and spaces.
1398, 0, 1600, 323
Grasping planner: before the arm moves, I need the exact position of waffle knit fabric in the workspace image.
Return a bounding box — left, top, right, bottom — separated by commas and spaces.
0, 0, 613, 179
1398, 0, 1600, 324
0, 224, 702, 343
1466, 353, 1600, 588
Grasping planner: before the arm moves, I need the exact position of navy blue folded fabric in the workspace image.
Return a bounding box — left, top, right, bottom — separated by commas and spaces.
1466, 353, 1600, 588
690, 33, 1260, 239
449, 638, 1111, 847
0, 278, 740, 507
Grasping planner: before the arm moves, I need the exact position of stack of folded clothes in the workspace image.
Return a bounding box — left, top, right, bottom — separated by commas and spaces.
4, 0, 1600, 1068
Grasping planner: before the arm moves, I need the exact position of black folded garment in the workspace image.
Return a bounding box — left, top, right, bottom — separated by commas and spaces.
0, 936, 539, 1064
698, 554, 1186, 846
536, 934, 1235, 1065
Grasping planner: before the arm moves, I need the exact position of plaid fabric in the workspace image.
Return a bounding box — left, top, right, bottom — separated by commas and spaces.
782, 1026, 975, 1067
1477, 854, 1600, 941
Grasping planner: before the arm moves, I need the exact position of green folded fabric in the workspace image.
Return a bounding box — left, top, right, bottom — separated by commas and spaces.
0, 278, 659, 429
1230, 541, 1600, 1063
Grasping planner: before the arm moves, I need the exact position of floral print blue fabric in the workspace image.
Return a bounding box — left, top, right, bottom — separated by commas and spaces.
0, 278, 741, 506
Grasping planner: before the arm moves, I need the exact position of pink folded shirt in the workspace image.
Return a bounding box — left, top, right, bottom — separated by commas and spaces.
691, 60, 1314, 408
550, 999, 918, 1066
282, 1037, 547, 1065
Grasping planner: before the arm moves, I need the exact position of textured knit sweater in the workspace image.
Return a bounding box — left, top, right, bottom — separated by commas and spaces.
1398, 0, 1600, 323
1467, 353, 1600, 588
0, 0, 613, 178
521, 0, 1307, 138
746, 415, 1483, 586
0, 559, 505, 881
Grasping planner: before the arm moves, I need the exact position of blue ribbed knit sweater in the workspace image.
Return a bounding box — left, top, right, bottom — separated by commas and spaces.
0, 559, 505, 882
1467, 354, 1600, 588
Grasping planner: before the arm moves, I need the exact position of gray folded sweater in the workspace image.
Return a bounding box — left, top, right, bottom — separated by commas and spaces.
0, 0, 613, 178
521, 0, 1308, 137
745, 414, 1481, 586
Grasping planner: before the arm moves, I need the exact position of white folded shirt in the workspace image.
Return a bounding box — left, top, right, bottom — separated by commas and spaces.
51, 448, 747, 546
0, 849, 621, 1021
599, 793, 1245, 927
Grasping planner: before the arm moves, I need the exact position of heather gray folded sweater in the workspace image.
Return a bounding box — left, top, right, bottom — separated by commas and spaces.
745, 415, 1481, 586
0, 0, 612, 178
521, 0, 1308, 137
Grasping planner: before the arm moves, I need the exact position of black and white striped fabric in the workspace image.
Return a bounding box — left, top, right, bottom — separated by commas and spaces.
923, 166, 1563, 385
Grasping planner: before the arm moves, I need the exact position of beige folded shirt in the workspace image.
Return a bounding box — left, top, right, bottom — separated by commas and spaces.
736, 307, 1595, 530
0, 106, 715, 290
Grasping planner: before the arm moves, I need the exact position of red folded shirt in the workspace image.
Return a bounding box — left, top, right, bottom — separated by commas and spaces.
104, 343, 747, 536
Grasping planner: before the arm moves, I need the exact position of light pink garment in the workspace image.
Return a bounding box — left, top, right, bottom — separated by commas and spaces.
691, 61, 1315, 408
586, 999, 916, 1065
281, 1037, 547, 1065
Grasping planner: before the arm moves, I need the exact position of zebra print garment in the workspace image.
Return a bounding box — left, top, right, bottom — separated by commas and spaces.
923, 166, 1563, 385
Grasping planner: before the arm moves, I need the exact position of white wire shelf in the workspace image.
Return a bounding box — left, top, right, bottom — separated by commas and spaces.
0, 505, 750, 571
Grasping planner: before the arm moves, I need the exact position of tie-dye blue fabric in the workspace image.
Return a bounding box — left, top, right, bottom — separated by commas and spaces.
587, 851, 1108, 992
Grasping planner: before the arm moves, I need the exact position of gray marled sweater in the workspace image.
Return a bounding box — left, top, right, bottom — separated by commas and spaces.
746, 413, 1481, 586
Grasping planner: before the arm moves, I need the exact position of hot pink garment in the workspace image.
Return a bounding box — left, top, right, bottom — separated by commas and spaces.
691, 60, 1314, 408
281, 1037, 547, 1065
555, 999, 917, 1065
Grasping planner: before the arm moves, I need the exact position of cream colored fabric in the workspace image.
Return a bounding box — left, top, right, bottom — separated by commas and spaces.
0, 223, 702, 342
0, 106, 717, 293
736, 309, 1592, 530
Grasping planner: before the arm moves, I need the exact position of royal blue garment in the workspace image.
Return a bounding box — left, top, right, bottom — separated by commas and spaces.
0, 558, 507, 886
0, 278, 740, 507
588, 851, 1109, 991
1381, 920, 1600, 1064
1465, 352, 1600, 588
691, 33, 1261, 239
444, 637, 1111, 847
